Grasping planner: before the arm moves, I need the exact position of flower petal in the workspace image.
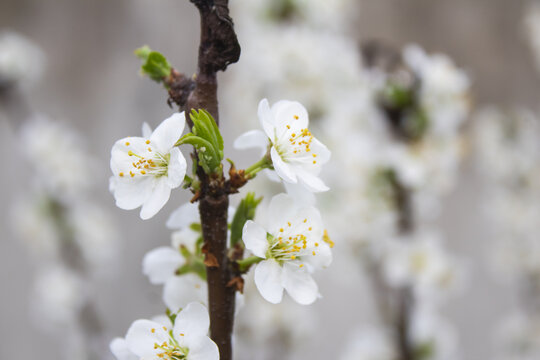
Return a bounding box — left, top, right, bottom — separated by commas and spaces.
258, 98, 275, 140
233, 129, 268, 156
173, 302, 210, 339
166, 202, 199, 230
283, 182, 316, 206
184, 336, 219, 360
282, 262, 319, 305
113, 177, 153, 210
141, 122, 152, 138
271, 146, 297, 184
150, 112, 185, 153
267, 193, 298, 234
110, 338, 138, 360
140, 178, 172, 219
304, 242, 333, 269
242, 220, 268, 258
142, 247, 184, 285
167, 147, 187, 189
295, 167, 329, 192
125, 319, 168, 358
254, 259, 284, 304
271, 100, 309, 138
163, 274, 207, 313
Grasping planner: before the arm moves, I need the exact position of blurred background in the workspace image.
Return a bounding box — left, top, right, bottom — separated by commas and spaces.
1, 1, 539, 360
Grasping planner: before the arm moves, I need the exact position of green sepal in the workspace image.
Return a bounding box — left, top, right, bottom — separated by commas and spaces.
230, 192, 263, 247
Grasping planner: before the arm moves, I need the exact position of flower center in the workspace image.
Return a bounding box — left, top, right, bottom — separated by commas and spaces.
267, 218, 316, 266
275, 127, 318, 165
151, 327, 189, 360
119, 140, 169, 179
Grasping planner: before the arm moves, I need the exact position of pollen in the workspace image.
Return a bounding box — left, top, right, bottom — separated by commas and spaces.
163, 327, 167, 331
286, 125, 291, 129
323, 230, 335, 248
287, 222, 291, 227
151, 328, 156, 333
312, 251, 316, 256
313, 160, 317, 164
308, 227, 312, 231
294, 115, 299, 120
299, 264, 304, 268
148, 147, 152, 152
119, 172, 124, 177
125, 141, 130, 146
315, 242, 319, 247
312, 154, 317, 158
141, 170, 146, 174
146, 140, 150, 144
291, 255, 296, 260
130, 171, 135, 177
303, 219, 307, 223
128, 150, 134, 156
280, 228, 284, 232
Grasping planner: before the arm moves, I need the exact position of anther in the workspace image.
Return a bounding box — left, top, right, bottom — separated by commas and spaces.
146, 140, 150, 144
119, 172, 124, 177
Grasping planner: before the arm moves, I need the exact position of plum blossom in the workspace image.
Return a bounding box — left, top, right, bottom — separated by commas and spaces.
235, 99, 330, 192
122, 302, 218, 360
110, 113, 187, 219
242, 193, 332, 304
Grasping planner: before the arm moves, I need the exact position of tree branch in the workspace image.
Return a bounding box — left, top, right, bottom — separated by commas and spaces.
182, 1, 240, 359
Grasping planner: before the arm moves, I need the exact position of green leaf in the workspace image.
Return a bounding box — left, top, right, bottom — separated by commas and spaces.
178, 110, 224, 175
135, 45, 171, 83
230, 192, 263, 247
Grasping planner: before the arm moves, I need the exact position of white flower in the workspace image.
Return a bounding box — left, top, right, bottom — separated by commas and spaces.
340, 327, 395, 360
110, 113, 187, 219
31, 266, 86, 329
20, 115, 94, 198
235, 99, 330, 192
242, 193, 332, 304
0, 31, 44, 87
124, 302, 218, 360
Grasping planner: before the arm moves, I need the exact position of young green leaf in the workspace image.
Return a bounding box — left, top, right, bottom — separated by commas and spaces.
230, 192, 263, 247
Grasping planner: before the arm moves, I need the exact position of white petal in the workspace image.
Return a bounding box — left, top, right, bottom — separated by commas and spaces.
140, 178, 172, 219
271, 146, 297, 184
142, 247, 184, 285
167, 147, 187, 189
267, 193, 298, 234
185, 336, 219, 360
307, 137, 331, 167
258, 98, 275, 140
163, 274, 207, 312
295, 167, 329, 192
173, 302, 210, 339
304, 242, 333, 269
242, 221, 268, 258
233, 129, 268, 156
254, 259, 284, 304
110, 338, 138, 360
271, 100, 309, 138
282, 262, 319, 305
113, 177, 153, 210
166, 202, 199, 230
110, 137, 149, 175
171, 228, 199, 250
284, 182, 316, 206
126, 319, 168, 358
141, 122, 152, 138
150, 112, 185, 153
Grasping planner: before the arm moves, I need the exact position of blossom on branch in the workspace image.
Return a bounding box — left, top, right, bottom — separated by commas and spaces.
112, 302, 218, 360
235, 98, 330, 192
242, 193, 332, 304
110, 113, 187, 219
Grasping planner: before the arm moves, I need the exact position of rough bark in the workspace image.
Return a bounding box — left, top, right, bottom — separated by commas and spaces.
182, 1, 240, 359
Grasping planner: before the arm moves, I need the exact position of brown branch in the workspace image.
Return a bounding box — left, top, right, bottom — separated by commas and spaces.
180, 1, 240, 359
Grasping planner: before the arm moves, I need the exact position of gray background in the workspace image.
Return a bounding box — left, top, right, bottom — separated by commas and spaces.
0, 0, 537, 359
